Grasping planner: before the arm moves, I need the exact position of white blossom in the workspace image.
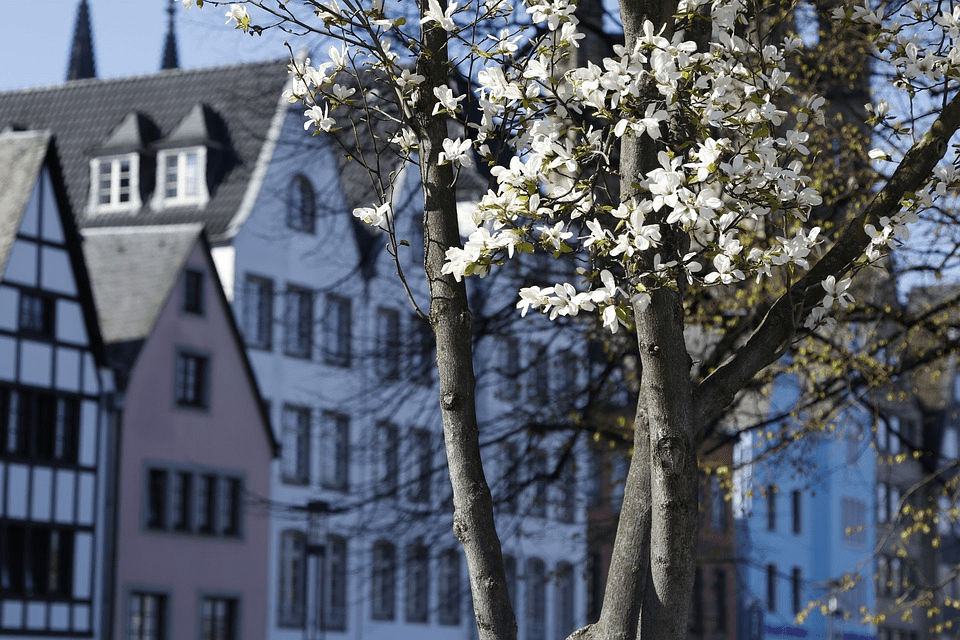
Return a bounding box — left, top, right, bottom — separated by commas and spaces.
438, 138, 474, 167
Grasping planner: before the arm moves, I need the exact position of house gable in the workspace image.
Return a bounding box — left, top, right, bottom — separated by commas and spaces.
0, 129, 106, 639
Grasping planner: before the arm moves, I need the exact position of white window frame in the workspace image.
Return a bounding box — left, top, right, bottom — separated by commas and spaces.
88, 154, 141, 213
154, 146, 209, 208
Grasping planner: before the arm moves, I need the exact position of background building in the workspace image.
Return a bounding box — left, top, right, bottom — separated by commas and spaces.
0, 129, 111, 639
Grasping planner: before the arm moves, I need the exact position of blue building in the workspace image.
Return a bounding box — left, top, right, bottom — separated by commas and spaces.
735, 375, 877, 640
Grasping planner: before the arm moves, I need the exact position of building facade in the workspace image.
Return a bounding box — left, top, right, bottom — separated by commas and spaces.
0, 11, 591, 640
0, 129, 110, 639
735, 375, 878, 640
81, 225, 276, 640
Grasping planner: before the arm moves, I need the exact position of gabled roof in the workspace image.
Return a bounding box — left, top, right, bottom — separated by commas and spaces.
0, 130, 49, 274
82, 223, 278, 455
0, 129, 106, 365
82, 223, 202, 345
0, 59, 289, 241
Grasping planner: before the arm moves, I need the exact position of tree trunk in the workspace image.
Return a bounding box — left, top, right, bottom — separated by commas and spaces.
590, 2, 699, 639
415, 10, 518, 640
635, 288, 698, 639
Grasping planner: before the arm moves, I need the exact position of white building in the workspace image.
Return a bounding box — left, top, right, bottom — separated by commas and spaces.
0, 43, 589, 640
0, 130, 112, 639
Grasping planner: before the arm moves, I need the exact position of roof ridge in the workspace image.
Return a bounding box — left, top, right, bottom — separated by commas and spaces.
82, 222, 204, 236
1, 57, 289, 96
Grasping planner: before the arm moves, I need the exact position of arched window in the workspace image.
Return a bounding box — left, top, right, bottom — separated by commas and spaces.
405, 542, 429, 623
556, 562, 575, 638
525, 558, 546, 640
288, 174, 316, 233
277, 530, 306, 627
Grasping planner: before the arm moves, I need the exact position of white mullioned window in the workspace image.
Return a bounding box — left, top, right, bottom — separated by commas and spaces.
89, 154, 141, 212
154, 147, 208, 208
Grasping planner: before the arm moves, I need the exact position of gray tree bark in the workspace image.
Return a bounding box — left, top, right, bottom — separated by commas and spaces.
414, 8, 518, 640
411, 1, 960, 639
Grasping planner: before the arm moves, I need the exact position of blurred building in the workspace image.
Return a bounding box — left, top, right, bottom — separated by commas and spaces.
0, 129, 111, 639
82, 224, 276, 640
734, 375, 878, 640
0, 3, 592, 640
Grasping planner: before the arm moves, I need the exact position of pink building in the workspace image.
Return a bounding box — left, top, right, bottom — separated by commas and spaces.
82, 224, 277, 640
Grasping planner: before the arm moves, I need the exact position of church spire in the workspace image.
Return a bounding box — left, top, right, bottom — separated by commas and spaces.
161, 0, 180, 70
66, 0, 97, 81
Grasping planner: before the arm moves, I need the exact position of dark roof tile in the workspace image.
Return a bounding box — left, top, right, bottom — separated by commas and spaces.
0, 59, 289, 241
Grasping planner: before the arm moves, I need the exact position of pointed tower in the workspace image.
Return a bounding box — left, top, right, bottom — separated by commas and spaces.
161, 0, 180, 70
66, 0, 96, 81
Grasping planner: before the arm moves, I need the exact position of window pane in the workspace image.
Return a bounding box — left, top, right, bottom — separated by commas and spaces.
375, 422, 398, 497
175, 352, 208, 409
99, 161, 113, 205
221, 478, 242, 537
529, 450, 547, 518
184, 152, 199, 197
119, 159, 131, 203
324, 536, 348, 630
183, 269, 204, 315
408, 429, 431, 504
288, 175, 316, 233
53, 398, 79, 463
405, 543, 428, 623
165, 155, 178, 198
324, 296, 351, 367
198, 474, 217, 534
243, 276, 273, 350
371, 541, 396, 621
556, 562, 575, 638
375, 308, 400, 379
200, 597, 236, 640
438, 550, 460, 625
409, 316, 434, 385
282, 406, 310, 484
284, 287, 313, 359
172, 472, 192, 532
278, 531, 306, 627
19, 293, 55, 337
129, 592, 166, 640
146, 469, 167, 530
321, 413, 349, 491
525, 558, 546, 640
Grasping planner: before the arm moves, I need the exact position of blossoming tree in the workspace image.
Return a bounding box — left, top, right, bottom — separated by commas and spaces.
189, 0, 960, 637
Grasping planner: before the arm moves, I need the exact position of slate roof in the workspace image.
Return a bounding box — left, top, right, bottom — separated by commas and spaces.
0, 129, 106, 365
0, 59, 290, 242
0, 130, 50, 274
82, 223, 279, 455
82, 223, 202, 345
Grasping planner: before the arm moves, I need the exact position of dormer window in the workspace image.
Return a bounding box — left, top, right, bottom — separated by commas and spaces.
89, 154, 142, 213
157, 146, 208, 208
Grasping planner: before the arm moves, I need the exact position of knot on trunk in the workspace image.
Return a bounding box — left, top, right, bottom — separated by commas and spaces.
654, 435, 689, 477
453, 513, 468, 542
441, 391, 458, 409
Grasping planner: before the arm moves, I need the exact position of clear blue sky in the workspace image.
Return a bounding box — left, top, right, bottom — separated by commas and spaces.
0, 1, 297, 92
